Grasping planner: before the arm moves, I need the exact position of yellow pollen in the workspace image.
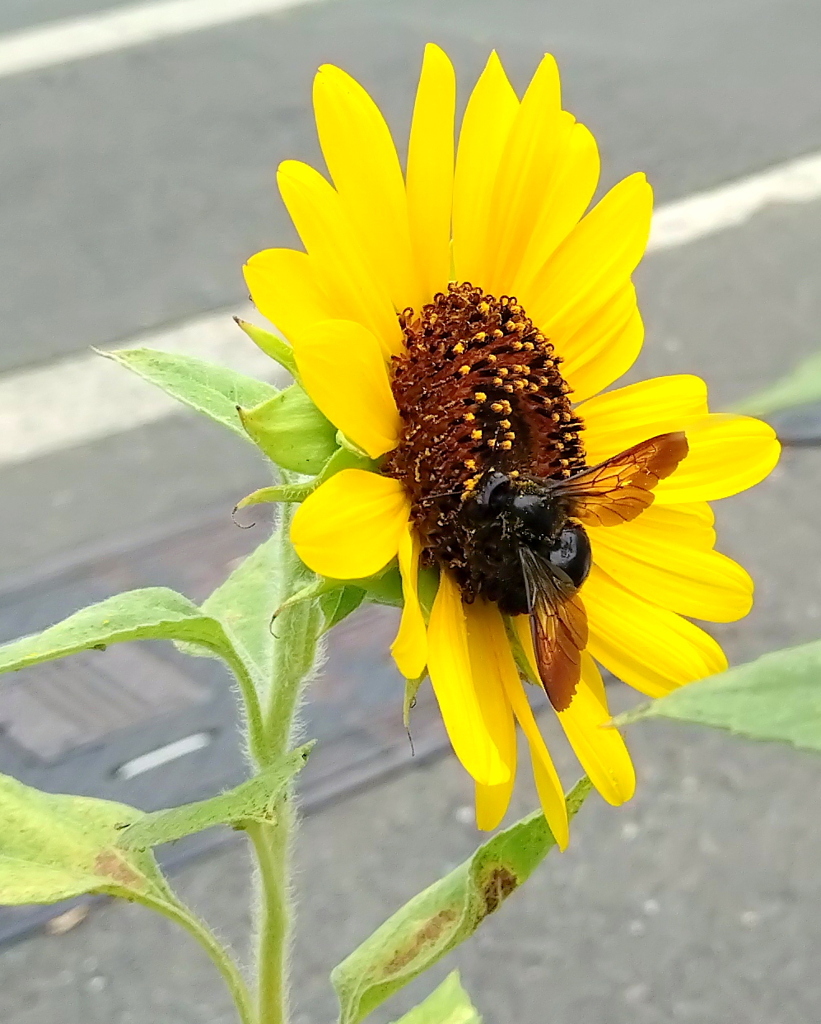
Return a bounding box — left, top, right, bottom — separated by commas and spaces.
492, 329, 504, 338
487, 438, 497, 448
464, 412, 475, 422
504, 431, 516, 440
475, 391, 487, 402
465, 458, 477, 470
458, 364, 470, 375
477, 301, 490, 314
473, 331, 487, 342
510, 470, 520, 478
492, 377, 503, 386
487, 353, 497, 362
499, 440, 512, 449
490, 402, 504, 412
471, 428, 483, 440
498, 367, 509, 376
453, 342, 465, 354
500, 419, 511, 429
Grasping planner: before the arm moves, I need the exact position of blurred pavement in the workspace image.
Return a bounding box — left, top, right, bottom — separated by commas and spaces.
1, 1, 821, 1022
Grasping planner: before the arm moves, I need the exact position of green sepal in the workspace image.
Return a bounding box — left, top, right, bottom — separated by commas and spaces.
615, 638, 821, 753
238, 384, 338, 473
234, 482, 316, 516
391, 972, 481, 1024
331, 778, 591, 1024
0, 772, 172, 906
234, 317, 299, 379
319, 587, 366, 633
317, 444, 377, 482
117, 744, 313, 850
100, 348, 278, 440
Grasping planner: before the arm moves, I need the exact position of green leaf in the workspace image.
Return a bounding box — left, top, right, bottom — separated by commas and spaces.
102, 348, 277, 438
118, 744, 313, 850
391, 972, 481, 1024
731, 348, 821, 416
238, 384, 338, 473
319, 587, 366, 632
616, 639, 821, 752
0, 773, 170, 905
202, 536, 283, 687
332, 778, 591, 1024
234, 317, 299, 378
0, 588, 241, 676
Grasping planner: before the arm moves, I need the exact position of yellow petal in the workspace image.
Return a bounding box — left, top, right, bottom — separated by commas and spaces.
561, 292, 642, 404
578, 374, 709, 461
291, 470, 409, 579
653, 414, 781, 503
427, 576, 512, 788
511, 120, 600, 300
583, 564, 728, 698
293, 319, 401, 458
503, 615, 570, 850
407, 44, 456, 302
313, 65, 423, 313
556, 654, 635, 805
481, 53, 564, 295
452, 52, 519, 285
590, 513, 753, 622
277, 159, 403, 357
391, 524, 428, 680
527, 172, 653, 338
475, 775, 516, 832
243, 248, 333, 345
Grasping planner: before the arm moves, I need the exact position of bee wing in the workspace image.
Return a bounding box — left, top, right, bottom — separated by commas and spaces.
552, 431, 688, 527
520, 549, 588, 712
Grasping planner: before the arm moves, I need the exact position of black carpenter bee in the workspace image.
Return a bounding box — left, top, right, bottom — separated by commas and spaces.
462, 432, 689, 711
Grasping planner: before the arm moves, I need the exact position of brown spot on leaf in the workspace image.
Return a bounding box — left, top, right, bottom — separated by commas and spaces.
94, 850, 143, 890
383, 908, 458, 975
481, 866, 518, 915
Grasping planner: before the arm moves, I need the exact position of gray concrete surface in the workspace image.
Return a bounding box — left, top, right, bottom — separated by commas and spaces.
2, 0, 821, 1022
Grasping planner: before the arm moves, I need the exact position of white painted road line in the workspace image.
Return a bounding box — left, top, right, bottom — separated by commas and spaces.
1, 150, 821, 469
0, 304, 277, 466
0, 0, 323, 79
648, 151, 821, 251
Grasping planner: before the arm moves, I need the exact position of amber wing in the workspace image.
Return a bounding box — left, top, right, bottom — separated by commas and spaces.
520, 549, 589, 712
553, 431, 688, 527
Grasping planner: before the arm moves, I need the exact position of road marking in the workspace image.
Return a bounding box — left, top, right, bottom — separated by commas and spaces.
648, 151, 821, 251
1, 150, 821, 469
0, 0, 322, 79
116, 732, 212, 778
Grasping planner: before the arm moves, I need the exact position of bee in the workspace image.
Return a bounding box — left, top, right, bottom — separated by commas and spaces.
462, 432, 689, 711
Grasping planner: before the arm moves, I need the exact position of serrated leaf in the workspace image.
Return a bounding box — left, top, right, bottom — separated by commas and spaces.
235, 318, 299, 378
118, 744, 313, 850
0, 773, 171, 905
391, 972, 481, 1024
0, 588, 242, 677
238, 384, 338, 473
616, 638, 821, 752
332, 778, 591, 1024
319, 586, 366, 632
103, 348, 277, 438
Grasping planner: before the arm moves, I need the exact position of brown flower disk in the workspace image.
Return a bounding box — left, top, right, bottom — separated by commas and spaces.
382, 282, 586, 595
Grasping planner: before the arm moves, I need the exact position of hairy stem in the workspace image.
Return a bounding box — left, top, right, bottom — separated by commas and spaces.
252, 500, 322, 1024
142, 895, 256, 1024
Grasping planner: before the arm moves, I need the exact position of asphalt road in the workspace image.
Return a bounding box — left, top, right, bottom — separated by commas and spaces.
1, 1, 821, 1022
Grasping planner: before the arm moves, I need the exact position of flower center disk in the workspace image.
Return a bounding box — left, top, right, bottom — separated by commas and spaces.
382, 282, 586, 601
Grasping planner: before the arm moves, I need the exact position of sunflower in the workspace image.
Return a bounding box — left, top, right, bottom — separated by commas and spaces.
244, 45, 780, 848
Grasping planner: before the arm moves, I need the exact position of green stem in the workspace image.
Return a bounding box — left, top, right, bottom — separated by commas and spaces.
251, 500, 322, 1024
142, 895, 255, 1024
247, 818, 291, 1024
